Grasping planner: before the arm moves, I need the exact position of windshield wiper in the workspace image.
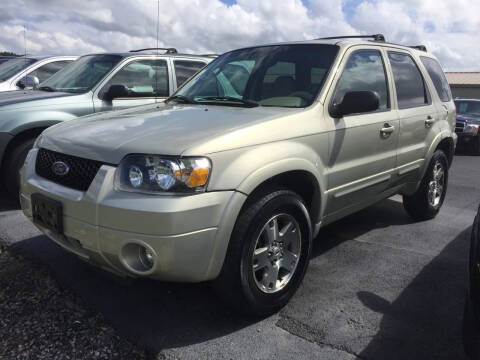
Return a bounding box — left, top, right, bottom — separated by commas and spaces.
197, 96, 259, 107
165, 95, 197, 104
38, 86, 56, 92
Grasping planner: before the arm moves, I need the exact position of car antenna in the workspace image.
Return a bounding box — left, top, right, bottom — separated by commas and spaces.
155, 0, 159, 104
23, 25, 27, 90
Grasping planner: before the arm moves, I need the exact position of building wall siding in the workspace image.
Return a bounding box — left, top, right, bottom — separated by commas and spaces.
451, 86, 480, 100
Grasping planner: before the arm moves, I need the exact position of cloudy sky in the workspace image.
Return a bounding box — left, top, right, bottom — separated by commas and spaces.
0, 0, 478, 71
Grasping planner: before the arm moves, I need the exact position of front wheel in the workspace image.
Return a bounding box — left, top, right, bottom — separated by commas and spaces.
213, 189, 312, 315
403, 150, 449, 221
4, 137, 36, 196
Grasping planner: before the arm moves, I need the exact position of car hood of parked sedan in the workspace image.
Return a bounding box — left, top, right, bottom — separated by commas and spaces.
0, 89, 73, 108
39, 102, 311, 164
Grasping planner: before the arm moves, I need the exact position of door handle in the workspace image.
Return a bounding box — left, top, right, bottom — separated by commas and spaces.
425, 115, 435, 127
380, 124, 395, 137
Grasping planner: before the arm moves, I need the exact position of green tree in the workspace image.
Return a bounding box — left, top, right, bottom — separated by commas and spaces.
0, 51, 18, 56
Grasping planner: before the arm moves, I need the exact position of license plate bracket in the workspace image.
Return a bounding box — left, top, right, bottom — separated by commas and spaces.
31, 193, 63, 234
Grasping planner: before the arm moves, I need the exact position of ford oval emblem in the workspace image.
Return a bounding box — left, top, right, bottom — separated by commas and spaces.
51, 161, 70, 176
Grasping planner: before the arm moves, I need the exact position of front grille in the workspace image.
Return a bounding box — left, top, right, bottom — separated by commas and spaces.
455, 121, 465, 133
35, 148, 105, 191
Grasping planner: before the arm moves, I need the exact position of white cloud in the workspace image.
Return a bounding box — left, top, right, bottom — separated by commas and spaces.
0, 0, 477, 70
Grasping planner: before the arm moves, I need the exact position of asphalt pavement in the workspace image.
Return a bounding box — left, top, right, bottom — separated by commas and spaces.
0, 152, 479, 359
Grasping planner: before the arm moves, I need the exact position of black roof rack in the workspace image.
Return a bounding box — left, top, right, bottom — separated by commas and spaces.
200, 53, 219, 57
129, 47, 178, 54
318, 34, 386, 42
409, 45, 427, 52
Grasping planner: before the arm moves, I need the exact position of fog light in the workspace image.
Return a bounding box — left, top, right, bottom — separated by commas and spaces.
120, 242, 156, 274
140, 246, 155, 268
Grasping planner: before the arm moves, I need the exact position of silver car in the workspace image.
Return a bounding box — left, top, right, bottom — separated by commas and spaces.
0, 55, 77, 91
20, 35, 457, 314
1, 49, 214, 194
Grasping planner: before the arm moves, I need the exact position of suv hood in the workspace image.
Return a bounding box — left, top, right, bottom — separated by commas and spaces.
39, 103, 309, 164
0, 89, 73, 109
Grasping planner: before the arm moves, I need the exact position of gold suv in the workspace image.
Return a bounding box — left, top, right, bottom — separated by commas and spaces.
20, 34, 457, 314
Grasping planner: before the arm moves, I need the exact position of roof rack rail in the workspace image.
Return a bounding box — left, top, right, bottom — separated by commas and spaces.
129, 47, 178, 54
409, 45, 427, 52
200, 53, 219, 57
318, 34, 386, 42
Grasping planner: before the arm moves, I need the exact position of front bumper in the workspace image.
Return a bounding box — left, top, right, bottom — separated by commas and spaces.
20, 149, 246, 282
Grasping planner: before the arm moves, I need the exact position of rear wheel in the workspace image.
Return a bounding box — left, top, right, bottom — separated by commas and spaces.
4, 137, 36, 196
213, 189, 312, 315
403, 150, 448, 221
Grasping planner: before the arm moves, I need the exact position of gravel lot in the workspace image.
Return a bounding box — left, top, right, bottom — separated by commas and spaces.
0, 152, 479, 359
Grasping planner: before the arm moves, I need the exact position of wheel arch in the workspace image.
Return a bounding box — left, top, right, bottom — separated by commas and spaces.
0, 126, 47, 171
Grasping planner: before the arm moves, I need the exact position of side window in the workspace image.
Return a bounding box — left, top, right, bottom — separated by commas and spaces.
27, 60, 72, 83
420, 57, 452, 102
174, 60, 206, 88
102, 59, 169, 98
333, 50, 389, 111
388, 52, 430, 109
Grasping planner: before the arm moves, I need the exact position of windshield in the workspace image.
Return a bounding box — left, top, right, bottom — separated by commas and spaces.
455, 100, 480, 116
40, 54, 123, 93
0, 58, 37, 82
172, 44, 339, 108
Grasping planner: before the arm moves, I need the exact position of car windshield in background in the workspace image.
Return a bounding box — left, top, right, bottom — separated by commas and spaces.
39, 54, 123, 93
172, 44, 339, 108
455, 100, 480, 116
0, 58, 37, 82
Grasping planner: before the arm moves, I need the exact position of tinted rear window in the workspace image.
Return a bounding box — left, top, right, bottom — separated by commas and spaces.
420, 57, 451, 102
388, 52, 430, 109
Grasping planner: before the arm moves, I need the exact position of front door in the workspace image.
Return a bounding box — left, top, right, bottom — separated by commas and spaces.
93, 58, 171, 112
324, 48, 399, 215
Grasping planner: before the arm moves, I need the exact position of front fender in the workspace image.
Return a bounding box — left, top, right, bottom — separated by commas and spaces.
207, 139, 328, 223
3, 110, 78, 135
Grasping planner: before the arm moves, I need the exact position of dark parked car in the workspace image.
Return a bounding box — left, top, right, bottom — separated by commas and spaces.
455, 99, 480, 154
464, 205, 480, 359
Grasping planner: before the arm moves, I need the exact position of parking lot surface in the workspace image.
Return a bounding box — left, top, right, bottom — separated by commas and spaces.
1, 153, 479, 359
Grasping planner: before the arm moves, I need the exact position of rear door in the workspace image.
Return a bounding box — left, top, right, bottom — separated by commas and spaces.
324, 47, 399, 215
386, 51, 438, 179
93, 58, 172, 112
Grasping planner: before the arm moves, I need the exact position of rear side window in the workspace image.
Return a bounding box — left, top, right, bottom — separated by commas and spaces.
174, 60, 206, 88
388, 52, 430, 109
420, 57, 451, 102
28, 60, 72, 83
333, 50, 389, 111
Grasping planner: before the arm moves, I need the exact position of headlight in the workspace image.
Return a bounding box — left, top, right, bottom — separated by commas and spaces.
464, 124, 479, 135
115, 154, 211, 194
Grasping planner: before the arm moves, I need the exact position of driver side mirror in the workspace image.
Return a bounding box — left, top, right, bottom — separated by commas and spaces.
103, 84, 129, 101
18, 75, 39, 90
330, 91, 380, 118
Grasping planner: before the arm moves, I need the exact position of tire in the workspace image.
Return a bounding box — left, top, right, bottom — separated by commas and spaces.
4, 137, 36, 196
403, 150, 449, 221
213, 188, 312, 316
